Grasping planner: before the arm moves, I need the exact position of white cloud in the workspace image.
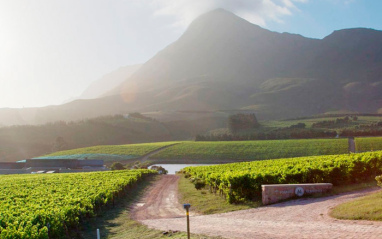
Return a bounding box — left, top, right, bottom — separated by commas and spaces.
150, 0, 307, 28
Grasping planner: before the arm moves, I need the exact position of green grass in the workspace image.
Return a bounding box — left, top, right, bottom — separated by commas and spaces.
331, 187, 382, 221
355, 137, 382, 152
178, 174, 260, 214
150, 139, 348, 163
80, 175, 223, 239
39, 142, 178, 161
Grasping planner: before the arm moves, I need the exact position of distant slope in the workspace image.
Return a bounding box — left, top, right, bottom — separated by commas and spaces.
80, 64, 142, 99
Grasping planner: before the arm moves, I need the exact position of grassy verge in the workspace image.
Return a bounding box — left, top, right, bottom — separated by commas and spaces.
330, 183, 382, 221
80, 175, 222, 239
178, 174, 261, 214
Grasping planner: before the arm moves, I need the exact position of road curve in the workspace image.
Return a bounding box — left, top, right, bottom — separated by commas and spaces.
134, 175, 382, 239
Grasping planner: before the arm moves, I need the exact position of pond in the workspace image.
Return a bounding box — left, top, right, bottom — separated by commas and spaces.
149, 164, 216, 174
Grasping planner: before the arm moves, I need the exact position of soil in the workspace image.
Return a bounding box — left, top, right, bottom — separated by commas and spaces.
130, 175, 186, 220
132, 175, 382, 239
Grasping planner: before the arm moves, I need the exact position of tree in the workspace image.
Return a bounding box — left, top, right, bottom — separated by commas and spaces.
228, 113, 260, 133
52, 136, 68, 152
150, 166, 168, 174
111, 162, 125, 170
290, 123, 306, 129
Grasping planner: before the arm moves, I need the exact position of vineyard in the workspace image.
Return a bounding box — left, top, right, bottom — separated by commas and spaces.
182, 151, 382, 203
0, 169, 156, 238
150, 139, 349, 162
355, 137, 382, 152
38, 138, 382, 164
39, 142, 177, 161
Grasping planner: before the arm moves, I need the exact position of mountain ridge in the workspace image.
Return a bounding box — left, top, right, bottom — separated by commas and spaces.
1, 9, 382, 126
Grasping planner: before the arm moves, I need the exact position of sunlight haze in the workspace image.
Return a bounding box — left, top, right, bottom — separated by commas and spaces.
0, 0, 381, 108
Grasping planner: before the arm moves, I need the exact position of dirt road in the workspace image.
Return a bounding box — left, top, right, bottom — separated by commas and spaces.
131, 175, 186, 220
134, 175, 382, 239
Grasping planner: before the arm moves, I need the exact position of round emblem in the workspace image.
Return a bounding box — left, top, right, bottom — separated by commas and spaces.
295, 187, 304, 197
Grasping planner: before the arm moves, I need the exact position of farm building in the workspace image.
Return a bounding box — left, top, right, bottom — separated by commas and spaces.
0, 159, 108, 174
0, 162, 27, 175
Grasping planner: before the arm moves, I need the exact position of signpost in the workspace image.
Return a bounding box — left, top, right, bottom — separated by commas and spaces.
183, 203, 191, 239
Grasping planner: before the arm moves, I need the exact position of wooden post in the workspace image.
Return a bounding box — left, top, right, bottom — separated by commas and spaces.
183, 204, 191, 239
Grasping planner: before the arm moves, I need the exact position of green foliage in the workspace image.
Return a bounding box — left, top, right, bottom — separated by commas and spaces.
190, 177, 206, 190
0, 169, 156, 238
311, 117, 352, 128
151, 139, 349, 162
262, 115, 382, 129
126, 161, 151, 169
376, 175, 382, 187
355, 137, 382, 152
177, 175, 259, 215
228, 114, 259, 133
289, 123, 306, 129
182, 151, 382, 203
111, 162, 125, 170
150, 165, 168, 174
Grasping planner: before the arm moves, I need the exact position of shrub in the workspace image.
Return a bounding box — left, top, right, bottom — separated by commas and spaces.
111, 162, 125, 170
376, 175, 382, 187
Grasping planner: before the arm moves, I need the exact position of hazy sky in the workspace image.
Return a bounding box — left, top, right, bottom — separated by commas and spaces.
1, 0, 381, 108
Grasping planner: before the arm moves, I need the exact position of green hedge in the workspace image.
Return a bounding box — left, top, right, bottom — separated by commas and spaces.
183, 152, 382, 203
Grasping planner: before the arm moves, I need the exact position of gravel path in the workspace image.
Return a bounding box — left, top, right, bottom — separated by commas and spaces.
136, 175, 382, 239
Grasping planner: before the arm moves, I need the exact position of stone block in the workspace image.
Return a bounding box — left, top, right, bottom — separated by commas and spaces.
262, 183, 333, 205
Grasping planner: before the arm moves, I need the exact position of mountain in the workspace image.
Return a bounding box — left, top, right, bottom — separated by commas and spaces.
107, 9, 382, 117
1, 9, 382, 126
80, 64, 142, 99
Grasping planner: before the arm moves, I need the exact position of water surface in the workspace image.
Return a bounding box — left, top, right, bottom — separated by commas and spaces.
149, 164, 216, 174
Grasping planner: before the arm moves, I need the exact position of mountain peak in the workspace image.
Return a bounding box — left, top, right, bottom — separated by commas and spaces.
192, 8, 245, 24
181, 8, 266, 41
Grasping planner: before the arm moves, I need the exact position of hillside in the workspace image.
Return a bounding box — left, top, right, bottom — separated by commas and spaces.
1, 9, 382, 125
0, 114, 172, 162
32, 137, 382, 165
0, 112, 229, 162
